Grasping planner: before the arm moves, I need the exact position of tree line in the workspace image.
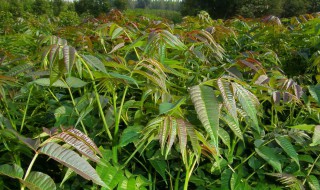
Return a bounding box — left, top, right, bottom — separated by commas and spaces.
0, 0, 319, 20
181, 0, 320, 18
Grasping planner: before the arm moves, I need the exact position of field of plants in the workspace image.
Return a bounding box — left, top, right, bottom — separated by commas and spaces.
1, 9, 320, 190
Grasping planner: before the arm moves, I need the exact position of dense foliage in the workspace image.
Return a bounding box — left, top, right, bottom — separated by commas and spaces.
1, 7, 320, 190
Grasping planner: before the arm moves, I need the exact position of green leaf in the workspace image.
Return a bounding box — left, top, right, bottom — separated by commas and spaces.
33, 78, 68, 88
308, 175, 320, 190
288, 124, 315, 132
111, 27, 124, 40
310, 125, 320, 146
159, 97, 186, 115
66, 77, 87, 88
218, 127, 230, 149
232, 83, 260, 133
39, 142, 106, 187
275, 136, 299, 167
218, 78, 237, 120
221, 113, 243, 140
189, 85, 219, 147
149, 159, 167, 184
96, 162, 125, 190
0, 164, 24, 179
22, 171, 56, 190
119, 125, 142, 147
81, 54, 107, 73
308, 84, 320, 105
255, 146, 282, 173
221, 169, 232, 190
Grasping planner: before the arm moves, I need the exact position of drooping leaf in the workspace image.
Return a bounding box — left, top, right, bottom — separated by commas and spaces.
177, 119, 187, 161
63, 45, 76, 74
0, 164, 24, 179
33, 78, 68, 88
218, 78, 237, 120
310, 125, 320, 146
221, 169, 232, 190
275, 136, 299, 167
218, 127, 230, 149
267, 173, 304, 190
22, 171, 56, 190
81, 54, 107, 73
165, 118, 177, 158
232, 83, 260, 133
255, 146, 282, 173
39, 142, 106, 187
221, 113, 243, 140
189, 85, 219, 147
53, 132, 100, 162
64, 128, 102, 156
66, 77, 87, 88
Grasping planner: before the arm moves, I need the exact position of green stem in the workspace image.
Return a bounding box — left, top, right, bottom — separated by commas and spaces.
20, 85, 33, 133
303, 153, 320, 185
174, 170, 181, 190
79, 55, 113, 140
65, 83, 88, 135
21, 152, 39, 190
184, 153, 197, 190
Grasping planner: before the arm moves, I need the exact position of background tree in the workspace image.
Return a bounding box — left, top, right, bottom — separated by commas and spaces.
32, 0, 51, 15
75, 0, 110, 17
114, 0, 128, 11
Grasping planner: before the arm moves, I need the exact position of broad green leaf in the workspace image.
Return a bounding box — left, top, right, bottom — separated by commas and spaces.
117, 177, 138, 190
66, 77, 87, 88
33, 78, 68, 88
81, 54, 107, 73
149, 159, 167, 184
97, 162, 125, 190
22, 171, 56, 190
288, 124, 315, 132
39, 142, 106, 187
218, 127, 230, 149
255, 146, 282, 173
232, 83, 260, 133
111, 27, 124, 40
275, 136, 299, 167
310, 125, 320, 146
108, 72, 139, 87
221, 113, 243, 140
308, 84, 320, 105
308, 175, 320, 190
119, 125, 142, 147
189, 85, 219, 147
0, 164, 24, 179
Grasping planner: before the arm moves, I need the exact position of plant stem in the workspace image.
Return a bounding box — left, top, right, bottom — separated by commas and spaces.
79, 55, 113, 140
21, 152, 39, 190
303, 153, 320, 185
184, 153, 197, 190
20, 85, 33, 133
65, 82, 88, 135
